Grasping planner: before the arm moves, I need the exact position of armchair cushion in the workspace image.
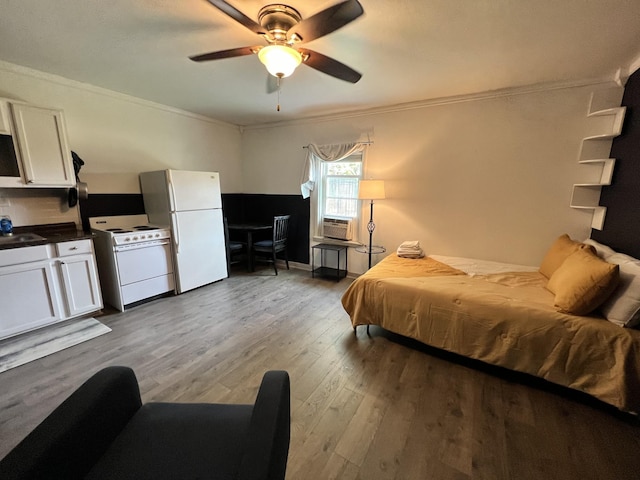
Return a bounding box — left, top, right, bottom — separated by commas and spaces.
86, 403, 253, 480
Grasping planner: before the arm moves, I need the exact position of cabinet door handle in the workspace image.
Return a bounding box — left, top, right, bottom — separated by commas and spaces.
69, 246, 78, 250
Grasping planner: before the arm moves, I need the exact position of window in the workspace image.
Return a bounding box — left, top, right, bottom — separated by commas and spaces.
303, 144, 368, 241
321, 156, 363, 219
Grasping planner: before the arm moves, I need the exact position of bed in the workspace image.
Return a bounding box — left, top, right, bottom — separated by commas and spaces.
341, 238, 640, 414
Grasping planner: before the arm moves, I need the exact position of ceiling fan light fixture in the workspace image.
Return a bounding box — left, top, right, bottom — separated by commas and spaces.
258, 45, 302, 78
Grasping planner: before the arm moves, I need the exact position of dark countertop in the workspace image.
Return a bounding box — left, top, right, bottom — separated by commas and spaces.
0, 222, 93, 251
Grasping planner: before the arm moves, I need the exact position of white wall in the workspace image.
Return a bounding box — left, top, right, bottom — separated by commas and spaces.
242, 84, 610, 272
0, 62, 243, 196
0, 60, 612, 271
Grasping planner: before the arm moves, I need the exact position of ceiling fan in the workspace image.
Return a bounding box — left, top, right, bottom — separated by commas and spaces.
189, 0, 364, 83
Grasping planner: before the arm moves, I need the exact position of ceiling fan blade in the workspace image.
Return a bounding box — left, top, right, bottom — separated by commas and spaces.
299, 48, 362, 83
189, 46, 257, 62
205, 0, 266, 35
288, 0, 364, 43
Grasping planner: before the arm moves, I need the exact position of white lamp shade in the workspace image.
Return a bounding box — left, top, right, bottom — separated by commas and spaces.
258, 45, 302, 78
358, 180, 386, 200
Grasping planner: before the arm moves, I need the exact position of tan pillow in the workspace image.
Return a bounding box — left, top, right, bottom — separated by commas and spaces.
547, 248, 620, 316
539, 234, 595, 279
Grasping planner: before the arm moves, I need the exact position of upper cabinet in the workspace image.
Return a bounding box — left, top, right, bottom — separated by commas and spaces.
0, 101, 23, 187
0, 99, 75, 188
11, 103, 75, 187
0, 101, 13, 135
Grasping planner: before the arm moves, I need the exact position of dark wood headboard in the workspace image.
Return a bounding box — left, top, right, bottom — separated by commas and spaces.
591, 68, 640, 258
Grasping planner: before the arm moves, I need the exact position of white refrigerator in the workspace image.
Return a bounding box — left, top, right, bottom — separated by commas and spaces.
139, 169, 227, 293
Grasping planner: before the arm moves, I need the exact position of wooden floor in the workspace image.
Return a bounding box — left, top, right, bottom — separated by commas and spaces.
1, 267, 639, 479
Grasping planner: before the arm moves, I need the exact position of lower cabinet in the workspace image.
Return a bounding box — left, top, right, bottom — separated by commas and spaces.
0, 239, 103, 340
58, 253, 102, 318
55, 240, 102, 319
0, 259, 62, 339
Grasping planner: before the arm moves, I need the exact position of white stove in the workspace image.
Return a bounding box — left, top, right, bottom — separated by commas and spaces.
90, 214, 175, 311
90, 214, 171, 247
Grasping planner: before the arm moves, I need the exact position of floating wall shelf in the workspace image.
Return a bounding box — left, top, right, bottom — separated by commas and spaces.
570, 87, 626, 230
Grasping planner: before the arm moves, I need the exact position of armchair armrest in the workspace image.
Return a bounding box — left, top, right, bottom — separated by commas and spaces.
0, 366, 142, 480
236, 370, 291, 480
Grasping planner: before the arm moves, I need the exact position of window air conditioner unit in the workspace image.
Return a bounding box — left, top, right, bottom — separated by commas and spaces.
323, 217, 354, 241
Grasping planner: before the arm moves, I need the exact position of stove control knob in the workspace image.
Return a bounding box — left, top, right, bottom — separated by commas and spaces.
155, 233, 160, 238
140, 234, 146, 240
133, 236, 139, 241
125, 237, 131, 242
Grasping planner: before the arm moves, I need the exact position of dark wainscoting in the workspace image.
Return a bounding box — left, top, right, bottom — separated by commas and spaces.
591, 69, 640, 259
80, 192, 310, 264
79, 194, 146, 231
222, 193, 310, 264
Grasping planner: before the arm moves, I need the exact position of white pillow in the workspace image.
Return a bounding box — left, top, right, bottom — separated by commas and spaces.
608, 251, 640, 265
598, 253, 640, 328
583, 238, 617, 260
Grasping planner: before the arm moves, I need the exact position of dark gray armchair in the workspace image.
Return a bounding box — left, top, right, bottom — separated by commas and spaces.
0, 367, 290, 480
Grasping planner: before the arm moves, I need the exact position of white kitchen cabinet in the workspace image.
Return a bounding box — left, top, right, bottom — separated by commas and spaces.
0, 100, 25, 188
57, 240, 102, 318
10, 103, 75, 187
0, 251, 63, 339
0, 100, 13, 135
0, 239, 103, 340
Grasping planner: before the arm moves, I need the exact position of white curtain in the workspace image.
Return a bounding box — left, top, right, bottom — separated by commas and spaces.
300, 142, 366, 199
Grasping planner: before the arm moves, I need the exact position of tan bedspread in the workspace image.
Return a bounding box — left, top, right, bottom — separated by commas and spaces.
342, 254, 640, 414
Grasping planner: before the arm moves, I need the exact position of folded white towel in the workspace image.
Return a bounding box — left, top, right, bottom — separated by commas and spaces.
399, 240, 421, 249
397, 251, 425, 258
397, 240, 425, 258
397, 247, 422, 253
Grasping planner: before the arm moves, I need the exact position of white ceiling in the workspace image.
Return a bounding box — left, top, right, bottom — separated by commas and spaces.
1, 0, 639, 127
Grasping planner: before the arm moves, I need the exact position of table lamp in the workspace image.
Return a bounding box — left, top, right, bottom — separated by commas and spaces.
358, 179, 386, 268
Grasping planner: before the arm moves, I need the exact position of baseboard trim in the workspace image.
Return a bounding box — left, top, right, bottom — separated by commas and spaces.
283, 260, 358, 279
285, 260, 310, 271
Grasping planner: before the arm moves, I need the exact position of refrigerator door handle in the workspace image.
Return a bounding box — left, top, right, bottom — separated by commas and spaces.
167, 170, 177, 212
171, 213, 180, 254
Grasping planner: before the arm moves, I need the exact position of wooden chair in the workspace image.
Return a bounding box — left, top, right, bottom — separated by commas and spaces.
252, 215, 290, 275
224, 217, 246, 272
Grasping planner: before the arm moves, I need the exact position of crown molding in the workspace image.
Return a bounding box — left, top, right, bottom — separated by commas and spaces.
627, 54, 640, 79
242, 76, 617, 131
0, 59, 624, 133
0, 60, 240, 131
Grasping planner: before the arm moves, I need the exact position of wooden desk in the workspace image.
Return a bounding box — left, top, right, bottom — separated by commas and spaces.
228, 223, 272, 272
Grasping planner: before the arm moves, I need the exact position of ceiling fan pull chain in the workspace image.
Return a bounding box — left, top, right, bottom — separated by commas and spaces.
277, 75, 281, 111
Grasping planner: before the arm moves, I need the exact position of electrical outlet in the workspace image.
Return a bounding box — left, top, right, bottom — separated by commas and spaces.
0, 194, 10, 207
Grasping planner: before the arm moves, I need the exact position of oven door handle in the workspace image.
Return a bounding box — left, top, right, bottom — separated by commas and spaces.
114, 240, 170, 251
171, 213, 180, 254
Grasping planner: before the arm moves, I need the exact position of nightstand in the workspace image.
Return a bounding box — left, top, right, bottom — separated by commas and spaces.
311, 243, 348, 281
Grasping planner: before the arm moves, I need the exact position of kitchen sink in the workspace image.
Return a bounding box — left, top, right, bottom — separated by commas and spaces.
0, 233, 46, 244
